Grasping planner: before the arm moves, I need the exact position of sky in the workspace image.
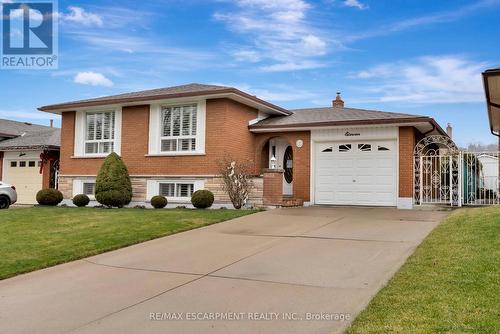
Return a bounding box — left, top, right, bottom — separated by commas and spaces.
1, 0, 499, 147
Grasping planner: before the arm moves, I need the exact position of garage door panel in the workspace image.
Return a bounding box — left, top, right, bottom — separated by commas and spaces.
315, 139, 397, 206
6, 159, 42, 204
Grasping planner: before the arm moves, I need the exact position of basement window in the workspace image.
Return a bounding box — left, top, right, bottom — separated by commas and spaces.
83, 182, 96, 196
159, 182, 194, 199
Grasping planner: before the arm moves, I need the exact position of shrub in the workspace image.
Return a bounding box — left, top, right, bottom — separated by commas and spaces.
95, 153, 132, 208
72, 194, 90, 207
218, 157, 253, 209
151, 196, 168, 209
191, 190, 214, 209
36, 188, 63, 206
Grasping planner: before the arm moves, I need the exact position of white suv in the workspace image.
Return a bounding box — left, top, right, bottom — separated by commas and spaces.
0, 182, 17, 209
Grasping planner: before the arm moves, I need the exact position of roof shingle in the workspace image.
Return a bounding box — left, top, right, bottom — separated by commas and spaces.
0, 119, 60, 150
250, 106, 429, 128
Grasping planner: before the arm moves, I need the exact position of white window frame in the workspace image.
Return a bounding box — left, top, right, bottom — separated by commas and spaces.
84, 111, 116, 155
74, 108, 122, 158
146, 179, 205, 202
73, 179, 97, 200
148, 100, 206, 156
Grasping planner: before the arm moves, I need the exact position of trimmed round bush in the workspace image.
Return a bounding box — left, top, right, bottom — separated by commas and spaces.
72, 194, 90, 207
95, 153, 132, 208
36, 188, 63, 206
191, 190, 214, 209
151, 196, 168, 209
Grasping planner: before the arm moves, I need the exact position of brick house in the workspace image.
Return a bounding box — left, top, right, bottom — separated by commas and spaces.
39, 83, 448, 209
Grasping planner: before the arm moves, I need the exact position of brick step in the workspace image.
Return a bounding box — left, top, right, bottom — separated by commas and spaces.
280, 198, 304, 207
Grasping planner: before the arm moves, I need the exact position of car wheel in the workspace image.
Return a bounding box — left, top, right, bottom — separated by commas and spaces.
0, 196, 10, 209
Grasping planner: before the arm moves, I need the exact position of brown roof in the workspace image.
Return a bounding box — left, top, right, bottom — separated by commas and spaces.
250, 106, 432, 128
39, 83, 290, 115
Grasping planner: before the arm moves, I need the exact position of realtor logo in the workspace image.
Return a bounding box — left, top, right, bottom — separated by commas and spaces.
1, 1, 58, 69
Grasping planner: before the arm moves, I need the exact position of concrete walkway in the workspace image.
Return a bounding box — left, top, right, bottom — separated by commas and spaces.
0, 207, 449, 334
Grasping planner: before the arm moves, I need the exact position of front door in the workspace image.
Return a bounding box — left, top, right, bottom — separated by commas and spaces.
283, 145, 293, 195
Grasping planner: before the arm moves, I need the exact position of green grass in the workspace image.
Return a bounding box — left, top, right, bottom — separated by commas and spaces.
346, 206, 500, 334
0, 207, 256, 280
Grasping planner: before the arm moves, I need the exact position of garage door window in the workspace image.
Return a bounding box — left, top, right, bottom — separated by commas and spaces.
19, 161, 26, 167
339, 144, 351, 152
377, 145, 390, 151
10, 161, 17, 167
358, 143, 372, 152
28, 161, 36, 167
321, 147, 333, 153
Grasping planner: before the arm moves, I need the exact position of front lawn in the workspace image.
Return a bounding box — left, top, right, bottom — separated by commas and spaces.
0, 207, 256, 280
346, 206, 500, 333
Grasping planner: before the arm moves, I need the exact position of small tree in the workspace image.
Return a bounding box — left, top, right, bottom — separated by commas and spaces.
95, 153, 132, 208
218, 157, 253, 209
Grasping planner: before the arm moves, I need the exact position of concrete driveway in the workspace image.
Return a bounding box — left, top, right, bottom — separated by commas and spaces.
0, 207, 449, 334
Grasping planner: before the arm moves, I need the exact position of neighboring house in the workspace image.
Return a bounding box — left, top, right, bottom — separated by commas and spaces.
0, 119, 60, 204
477, 154, 499, 190
39, 83, 448, 209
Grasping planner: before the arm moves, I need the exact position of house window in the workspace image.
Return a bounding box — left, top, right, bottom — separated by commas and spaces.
160, 104, 197, 152
28, 161, 36, 167
10, 161, 17, 167
19, 161, 26, 167
358, 143, 372, 152
83, 182, 96, 196
159, 182, 194, 199
85, 111, 115, 154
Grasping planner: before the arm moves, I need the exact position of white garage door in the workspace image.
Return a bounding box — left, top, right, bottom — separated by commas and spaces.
5, 159, 43, 204
315, 140, 397, 206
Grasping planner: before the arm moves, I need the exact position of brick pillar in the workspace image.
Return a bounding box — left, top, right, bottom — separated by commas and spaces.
42, 160, 51, 189
262, 169, 283, 206
398, 127, 416, 209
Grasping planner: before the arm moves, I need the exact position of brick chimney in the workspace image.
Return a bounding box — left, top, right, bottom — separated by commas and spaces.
332, 92, 344, 108
446, 123, 452, 139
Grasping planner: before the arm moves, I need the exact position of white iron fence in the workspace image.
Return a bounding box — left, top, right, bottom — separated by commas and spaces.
415, 151, 500, 206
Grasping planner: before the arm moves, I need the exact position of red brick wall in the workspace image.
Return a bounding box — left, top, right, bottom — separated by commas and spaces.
262, 169, 284, 205
59, 98, 259, 176
399, 126, 416, 198
254, 132, 311, 201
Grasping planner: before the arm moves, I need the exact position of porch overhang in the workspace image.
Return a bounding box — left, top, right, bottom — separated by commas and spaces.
483, 68, 500, 136
249, 118, 447, 136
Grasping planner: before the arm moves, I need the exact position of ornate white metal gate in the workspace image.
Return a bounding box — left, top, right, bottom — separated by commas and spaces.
414, 135, 500, 206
